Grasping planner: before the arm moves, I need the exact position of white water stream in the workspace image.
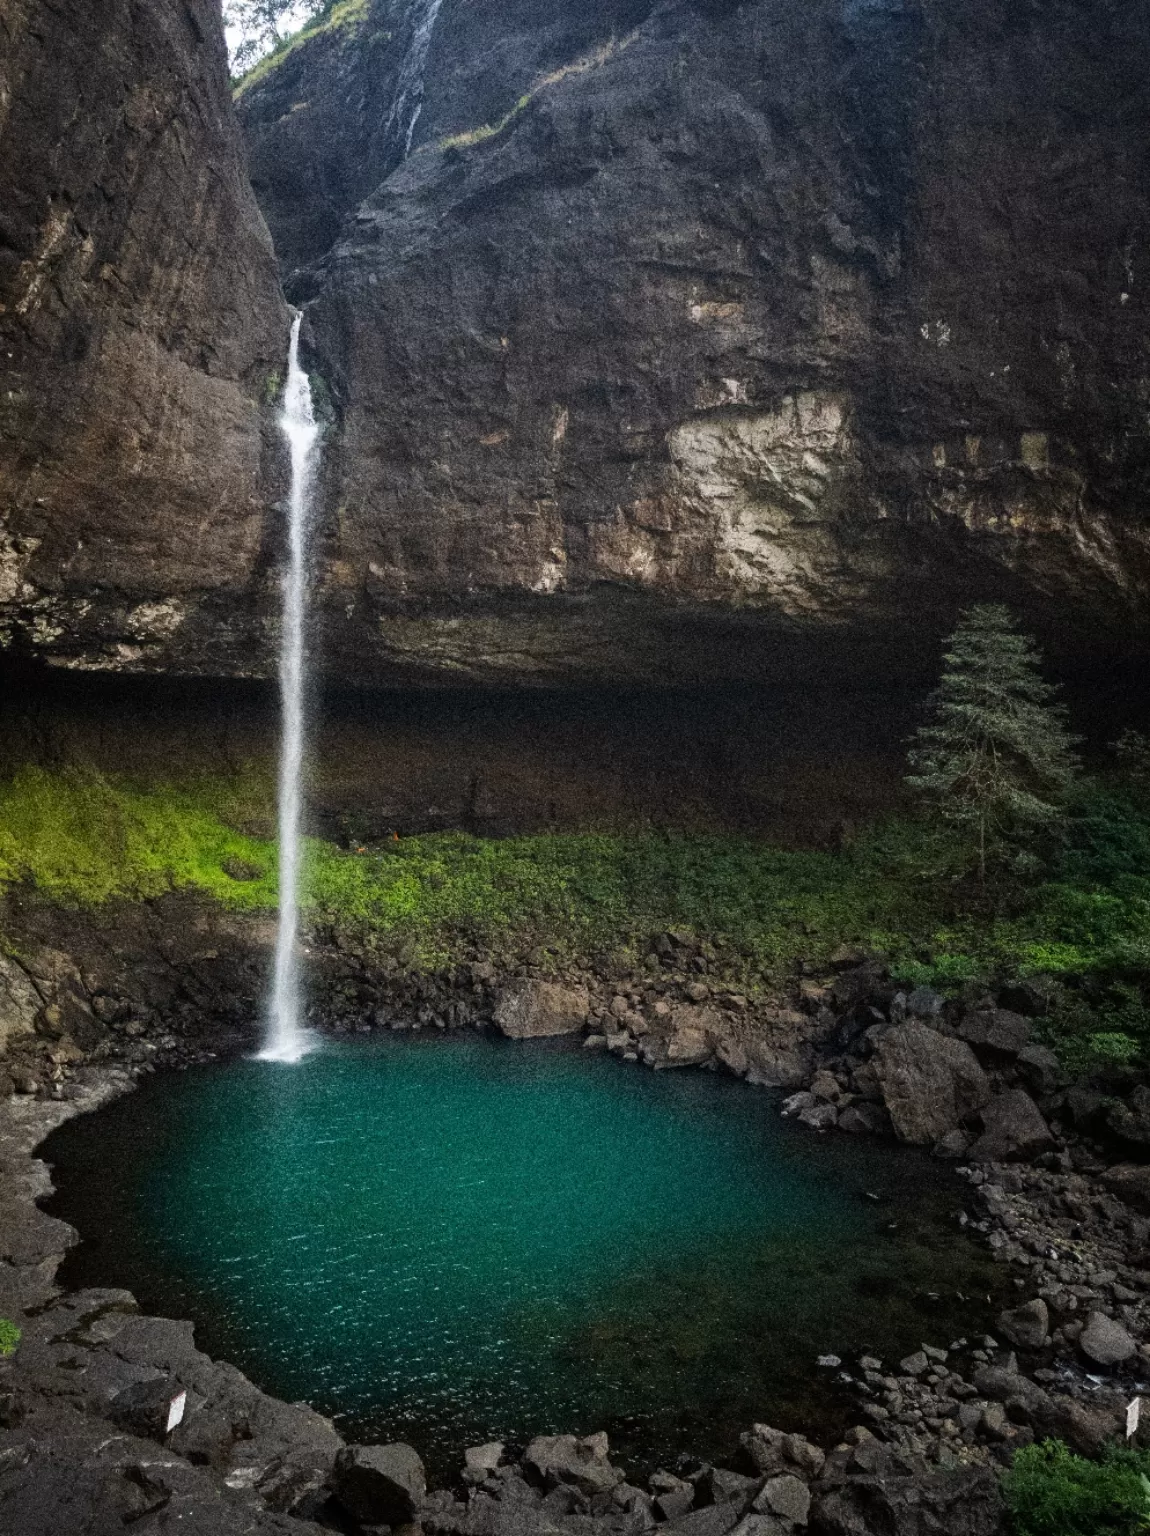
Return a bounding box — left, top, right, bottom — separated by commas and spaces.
385, 0, 445, 157
260, 313, 320, 1063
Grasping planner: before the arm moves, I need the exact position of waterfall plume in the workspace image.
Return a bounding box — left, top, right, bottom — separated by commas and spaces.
260, 313, 319, 1063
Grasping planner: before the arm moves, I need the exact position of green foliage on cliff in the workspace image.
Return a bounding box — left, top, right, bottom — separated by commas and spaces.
0, 767, 275, 909
0, 1319, 19, 1358
1002, 1439, 1150, 1536
1, 765, 1149, 1035
231, 0, 373, 96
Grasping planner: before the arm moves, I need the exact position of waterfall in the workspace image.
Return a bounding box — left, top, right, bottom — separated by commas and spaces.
260, 313, 320, 1064
385, 0, 445, 158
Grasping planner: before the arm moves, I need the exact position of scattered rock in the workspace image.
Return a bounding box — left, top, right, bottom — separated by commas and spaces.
1079, 1311, 1137, 1367
333, 1443, 427, 1525
493, 981, 590, 1039
968, 1090, 1055, 1162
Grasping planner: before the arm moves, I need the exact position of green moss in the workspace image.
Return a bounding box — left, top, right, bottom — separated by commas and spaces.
0, 1319, 20, 1358
0, 766, 277, 909
232, 0, 374, 99
440, 95, 532, 152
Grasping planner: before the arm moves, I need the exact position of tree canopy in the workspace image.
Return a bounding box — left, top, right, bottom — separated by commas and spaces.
224, 1, 327, 75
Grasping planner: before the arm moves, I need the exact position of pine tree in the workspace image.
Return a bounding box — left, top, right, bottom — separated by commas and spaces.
907, 605, 1079, 881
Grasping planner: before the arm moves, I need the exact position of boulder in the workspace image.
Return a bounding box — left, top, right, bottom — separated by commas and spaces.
493, 981, 590, 1039
463, 1443, 504, 1482
957, 1009, 1032, 1058
812, 1464, 1003, 1536
1016, 1044, 1062, 1096
333, 1443, 426, 1525
996, 1299, 1050, 1350
905, 987, 945, 1021
968, 1090, 1055, 1162
756, 1475, 810, 1525
1106, 1085, 1150, 1148
664, 1007, 717, 1067
739, 1425, 824, 1481
1079, 1311, 1137, 1367
798, 1103, 838, 1132
973, 1365, 1120, 1454
933, 1128, 973, 1159
524, 1433, 623, 1495
872, 1024, 991, 1145
1102, 1164, 1150, 1213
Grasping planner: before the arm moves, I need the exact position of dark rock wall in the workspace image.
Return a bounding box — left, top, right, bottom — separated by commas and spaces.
0, 0, 289, 675
1, 0, 1148, 687
245, 0, 1150, 686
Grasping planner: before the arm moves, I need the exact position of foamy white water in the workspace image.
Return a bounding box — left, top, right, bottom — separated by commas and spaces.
260, 314, 320, 1063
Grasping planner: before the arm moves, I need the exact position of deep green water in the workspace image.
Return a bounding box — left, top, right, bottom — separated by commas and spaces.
45, 1035, 1003, 1478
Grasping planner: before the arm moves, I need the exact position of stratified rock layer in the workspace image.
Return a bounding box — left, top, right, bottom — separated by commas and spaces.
0, 0, 288, 675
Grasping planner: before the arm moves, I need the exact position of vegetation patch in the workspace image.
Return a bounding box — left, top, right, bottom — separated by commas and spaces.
0, 765, 276, 909
232, 0, 374, 98
1002, 1439, 1150, 1536
438, 31, 639, 152
0, 1319, 20, 1358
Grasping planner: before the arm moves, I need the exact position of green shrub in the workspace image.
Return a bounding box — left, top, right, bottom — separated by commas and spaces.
1002, 1440, 1150, 1536
0, 1319, 20, 1358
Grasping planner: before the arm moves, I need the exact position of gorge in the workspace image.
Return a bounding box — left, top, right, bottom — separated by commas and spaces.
2, 1, 1150, 1534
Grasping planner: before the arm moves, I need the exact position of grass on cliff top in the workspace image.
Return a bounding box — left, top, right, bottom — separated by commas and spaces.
437, 31, 640, 152
2, 766, 1150, 1014
232, 0, 373, 98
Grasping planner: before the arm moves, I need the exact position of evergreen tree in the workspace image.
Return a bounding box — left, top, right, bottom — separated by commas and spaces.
907, 605, 1079, 881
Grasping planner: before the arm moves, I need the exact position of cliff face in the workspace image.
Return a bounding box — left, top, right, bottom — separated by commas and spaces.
240, 0, 1150, 685
1, 0, 1147, 686
0, 0, 288, 676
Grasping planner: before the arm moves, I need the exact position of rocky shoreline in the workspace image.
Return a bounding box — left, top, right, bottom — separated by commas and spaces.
4, 903, 1150, 1533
